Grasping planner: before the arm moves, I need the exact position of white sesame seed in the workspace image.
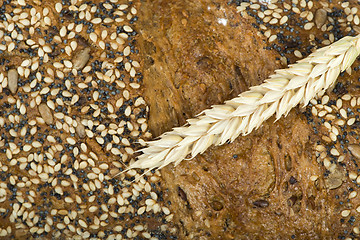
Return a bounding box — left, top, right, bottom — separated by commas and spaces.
342, 94, 351, 101
354, 15, 360, 25
294, 50, 302, 58
280, 16, 289, 25
21, 59, 31, 67
123, 90, 130, 99
75, 24, 83, 33
311, 107, 318, 116
137, 206, 145, 215
91, 18, 102, 24
17, 0, 26, 6
66, 137, 76, 145
119, 4, 128, 10
347, 118, 356, 126
349, 172, 358, 180
323, 121, 331, 130
249, 3, 260, 9
329, 132, 337, 142
307, 12, 314, 21
55, 3, 63, 13
310, 175, 318, 181
269, 18, 278, 25
68, 31, 75, 39
349, 191, 357, 199
114, 57, 123, 64
23, 145, 32, 152
335, 119, 345, 126
340, 109, 348, 119
69, 41, 77, 52
321, 95, 329, 105
99, 40, 106, 50
131, 7, 137, 15
304, 22, 315, 30
324, 105, 332, 113
100, 30, 108, 40
330, 148, 340, 156
44, 17, 51, 25
351, 97, 357, 107
123, 25, 133, 32
78, 219, 88, 228
145, 199, 156, 207
96, 137, 104, 145
65, 197, 74, 203
60, 26, 67, 37
19, 104, 26, 115
124, 106, 132, 116
53, 62, 64, 69
123, 46, 131, 56
130, 67, 136, 77
331, 126, 339, 136
89, 32, 98, 43
89, 206, 98, 212
64, 60, 73, 68
336, 99, 343, 108
341, 210, 351, 217
8, 42, 15, 52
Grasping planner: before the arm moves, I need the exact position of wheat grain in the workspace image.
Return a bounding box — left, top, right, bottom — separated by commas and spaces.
129, 34, 360, 171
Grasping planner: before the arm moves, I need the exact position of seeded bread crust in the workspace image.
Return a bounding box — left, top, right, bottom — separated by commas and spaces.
0, 0, 178, 239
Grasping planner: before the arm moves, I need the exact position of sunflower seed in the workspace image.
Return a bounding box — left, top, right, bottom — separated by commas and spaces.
348, 144, 360, 159
38, 103, 53, 125
73, 47, 91, 70
315, 9, 327, 29
7, 69, 18, 94
75, 119, 86, 138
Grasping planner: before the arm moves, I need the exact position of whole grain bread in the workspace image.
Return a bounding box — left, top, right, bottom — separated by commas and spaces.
2, 0, 360, 239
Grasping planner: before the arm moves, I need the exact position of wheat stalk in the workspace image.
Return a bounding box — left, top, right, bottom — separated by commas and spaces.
129, 34, 360, 171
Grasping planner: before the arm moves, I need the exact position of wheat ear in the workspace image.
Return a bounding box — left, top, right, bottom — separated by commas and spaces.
130, 34, 360, 171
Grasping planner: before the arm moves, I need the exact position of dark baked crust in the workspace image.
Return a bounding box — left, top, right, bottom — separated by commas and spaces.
161, 112, 340, 239
138, 0, 281, 136
138, 0, 360, 239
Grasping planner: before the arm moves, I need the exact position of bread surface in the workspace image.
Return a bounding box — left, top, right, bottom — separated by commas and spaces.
1, 0, 360, 239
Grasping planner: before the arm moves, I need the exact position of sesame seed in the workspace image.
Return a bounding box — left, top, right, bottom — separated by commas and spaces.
347, 118, 356, 126
341, 210, 351, 217
340, 109, 348, 119
294, 50, 302, 58
304, 22, 314, 30
123, 25, 133, 32
123, 46, 131, 56
55, 3, 62, 12
330, 148, 340, 156
342, 94, 351, 101
66, 137, 76, 145
349, 191, 357, 199
268, 35, 277, 43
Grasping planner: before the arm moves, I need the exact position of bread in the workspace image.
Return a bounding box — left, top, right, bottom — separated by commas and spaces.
1, 0, 360, 239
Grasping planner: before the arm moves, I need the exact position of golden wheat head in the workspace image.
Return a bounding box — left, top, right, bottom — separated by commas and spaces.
128, 34, 360, 172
